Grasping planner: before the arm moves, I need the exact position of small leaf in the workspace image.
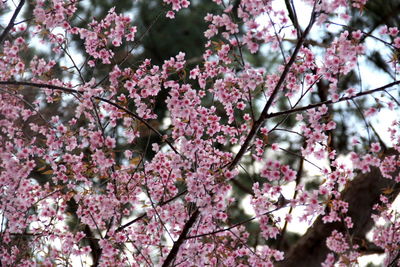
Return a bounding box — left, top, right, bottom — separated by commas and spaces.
382, 187, 393, 195
130, 157, 141, 165
37, 166, 47, 172
42, 170, 53, 175
263, 134, 269, 144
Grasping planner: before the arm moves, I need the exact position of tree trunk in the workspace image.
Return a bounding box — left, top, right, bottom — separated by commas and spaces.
278, 149, 399, 267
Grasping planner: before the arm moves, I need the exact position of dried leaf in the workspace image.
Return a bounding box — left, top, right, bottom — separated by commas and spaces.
37, 166, 47, 172
382, 187, 393, 195
42, 170, 53, 175
130, 157, 141, 165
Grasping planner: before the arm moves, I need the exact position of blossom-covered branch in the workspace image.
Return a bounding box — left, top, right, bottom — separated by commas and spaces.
1, 0, 400, 266
0, 80, 180, 155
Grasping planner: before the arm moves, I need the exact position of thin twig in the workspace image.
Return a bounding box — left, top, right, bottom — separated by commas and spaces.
265, 81, 400, 119
186, 206, 283, 240
93, 10, 164, 88
326, 20, 393, 47
279, 147, 322, 170
116, 190, 187, 232
285, 0, 302, 38
0, 88, 51, 125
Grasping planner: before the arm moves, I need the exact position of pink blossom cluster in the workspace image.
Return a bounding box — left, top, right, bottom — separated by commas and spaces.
372, 198, 400, 266
71, 7, 137, 64
163, 0, 190, 18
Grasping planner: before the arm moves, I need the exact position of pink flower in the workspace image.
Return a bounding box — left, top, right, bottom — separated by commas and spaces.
105, 136, 116, 148
389, 27, 399, 36
345, 87, 357, 97
166, 11, 175, 19
394, 37, 400, 49
271, 143, 279, 151
224, 169, 238, 180
260, 127, 268, 135
370, 142, 381, 153
326, 230, 349, 253
352, 30, 362, 40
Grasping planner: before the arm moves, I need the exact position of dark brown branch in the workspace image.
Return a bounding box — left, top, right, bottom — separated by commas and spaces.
231, 178, 254, 195
285, 0, 302, 38
0, 81, 83, 94
357, 240, 385, 255
83, 225, 102, 267
0, 0, 25, 45
161, 209, 200, 267
277, 157, 304, 250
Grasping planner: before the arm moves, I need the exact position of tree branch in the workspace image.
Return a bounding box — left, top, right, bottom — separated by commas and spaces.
266, 80, 400, 119
83, 225, 102, 267
161, 209, 200, 267
228, 6, 317, 169
0, 80, 181, 155
116, 190, 187, 232
285, 0, 302, 38
186, 206, 282, 240
0, 0, 25, 45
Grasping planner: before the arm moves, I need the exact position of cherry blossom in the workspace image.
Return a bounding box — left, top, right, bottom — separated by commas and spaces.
0, 0, 399, 266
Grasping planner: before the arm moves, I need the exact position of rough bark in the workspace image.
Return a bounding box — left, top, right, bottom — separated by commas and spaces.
278, 149, 400, 267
